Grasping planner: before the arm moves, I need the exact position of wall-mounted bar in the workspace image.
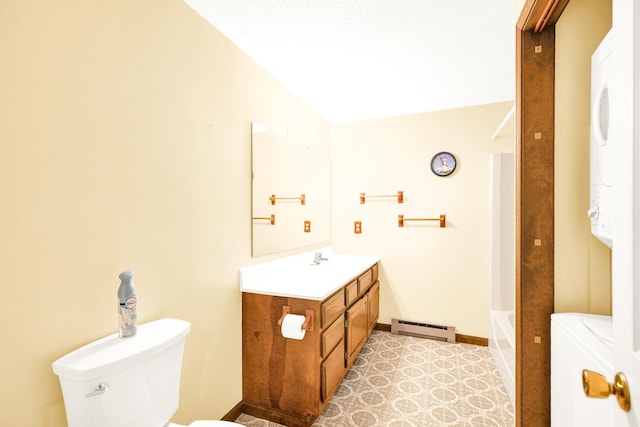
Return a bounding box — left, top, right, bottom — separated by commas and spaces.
354, 221, 362, 234
398, 214, 446, 228
252, 214, 275, 225
270, 193, 306, 205
304, 220, 311, 233
360, 190, 403, 204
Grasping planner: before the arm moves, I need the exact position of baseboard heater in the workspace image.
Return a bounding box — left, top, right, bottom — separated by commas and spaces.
391, 318, 456, 343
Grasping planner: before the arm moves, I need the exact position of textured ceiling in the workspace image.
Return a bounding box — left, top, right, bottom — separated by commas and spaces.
184, 0, 515, 123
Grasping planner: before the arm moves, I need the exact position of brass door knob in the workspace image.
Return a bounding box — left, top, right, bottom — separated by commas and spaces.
582, 369, 631, 412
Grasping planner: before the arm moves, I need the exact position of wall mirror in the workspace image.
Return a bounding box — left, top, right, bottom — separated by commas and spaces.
251, 122, 331, 257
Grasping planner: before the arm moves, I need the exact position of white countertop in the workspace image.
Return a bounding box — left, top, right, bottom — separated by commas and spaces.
240, 248, 379, 301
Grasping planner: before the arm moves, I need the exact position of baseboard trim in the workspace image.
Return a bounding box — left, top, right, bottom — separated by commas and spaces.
227, 400, 315, 427
455, 334, 489, 346
375, 322, 488, 346
374, 322, 391, 332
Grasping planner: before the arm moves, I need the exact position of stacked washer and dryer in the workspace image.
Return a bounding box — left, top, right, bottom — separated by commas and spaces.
550, 31, 615, 425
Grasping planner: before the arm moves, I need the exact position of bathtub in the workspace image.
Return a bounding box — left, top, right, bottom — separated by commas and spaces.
488, 153, 515, 406
489, 309, 515, 406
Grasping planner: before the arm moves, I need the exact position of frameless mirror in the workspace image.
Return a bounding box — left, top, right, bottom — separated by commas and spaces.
251, 122, 331, 257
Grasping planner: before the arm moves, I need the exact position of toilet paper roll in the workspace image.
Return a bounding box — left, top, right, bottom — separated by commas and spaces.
281, 314, 307, 340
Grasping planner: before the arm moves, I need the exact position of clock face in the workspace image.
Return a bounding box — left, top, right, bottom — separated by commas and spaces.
430, 152, 457, 177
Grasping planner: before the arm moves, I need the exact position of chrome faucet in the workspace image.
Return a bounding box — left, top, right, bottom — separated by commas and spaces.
313, 251, 328, 265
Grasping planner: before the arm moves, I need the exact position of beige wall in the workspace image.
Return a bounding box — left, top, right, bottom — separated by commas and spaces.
0, 0, 329, 425
330, 102, 515, 338
1, 0, 614, 424
555, 0, 612, 314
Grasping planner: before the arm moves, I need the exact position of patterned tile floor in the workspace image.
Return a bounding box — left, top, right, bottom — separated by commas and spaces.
235, 330, 514, 427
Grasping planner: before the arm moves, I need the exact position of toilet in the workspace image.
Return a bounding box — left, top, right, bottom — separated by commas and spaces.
52, 318, 243, 427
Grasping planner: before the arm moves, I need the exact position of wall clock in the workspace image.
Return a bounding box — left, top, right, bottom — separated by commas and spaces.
430, 152, 457, 177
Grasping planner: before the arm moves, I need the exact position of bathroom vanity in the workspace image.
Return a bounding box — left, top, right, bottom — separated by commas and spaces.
239, 250, 379, 427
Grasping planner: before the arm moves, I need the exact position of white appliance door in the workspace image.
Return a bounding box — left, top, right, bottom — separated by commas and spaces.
611, 0, 640, 425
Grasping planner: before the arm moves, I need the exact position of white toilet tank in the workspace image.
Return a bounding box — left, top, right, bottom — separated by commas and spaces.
52, 318, 191, 427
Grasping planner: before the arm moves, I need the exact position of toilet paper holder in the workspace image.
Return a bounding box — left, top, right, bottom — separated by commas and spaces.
277, 306, 314, 332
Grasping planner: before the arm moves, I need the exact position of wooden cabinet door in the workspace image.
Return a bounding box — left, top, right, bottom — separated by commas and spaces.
321, 339, 345, 402
367, 281, 380, 335
346, 296, 368, 367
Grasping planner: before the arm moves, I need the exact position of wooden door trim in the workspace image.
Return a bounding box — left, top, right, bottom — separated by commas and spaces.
517, 0, 570, 32
515, 27, 556, 427
515, 1, 569, 426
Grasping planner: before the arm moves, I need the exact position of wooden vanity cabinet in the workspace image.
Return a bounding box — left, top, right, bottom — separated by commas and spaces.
242, 263, 379, 427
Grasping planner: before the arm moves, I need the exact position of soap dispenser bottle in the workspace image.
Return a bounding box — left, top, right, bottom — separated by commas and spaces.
117, 269, 137, 337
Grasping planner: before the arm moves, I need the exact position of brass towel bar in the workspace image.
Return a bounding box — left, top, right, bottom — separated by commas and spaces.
252, 214, 275, 225
270, 193, 305, 205
398, 214, 446, 228
360, 191, 403, 204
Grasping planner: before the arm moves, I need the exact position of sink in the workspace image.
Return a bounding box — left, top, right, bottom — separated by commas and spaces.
239, 248, 379, 300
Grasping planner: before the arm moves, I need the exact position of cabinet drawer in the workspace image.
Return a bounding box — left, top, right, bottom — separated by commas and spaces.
345, 279, 358, 306
357, 268, 373, 295
322, 289, 345, 328
321, 339, 345, 402
322, 314, 345, 358
371, 263, 379, 282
